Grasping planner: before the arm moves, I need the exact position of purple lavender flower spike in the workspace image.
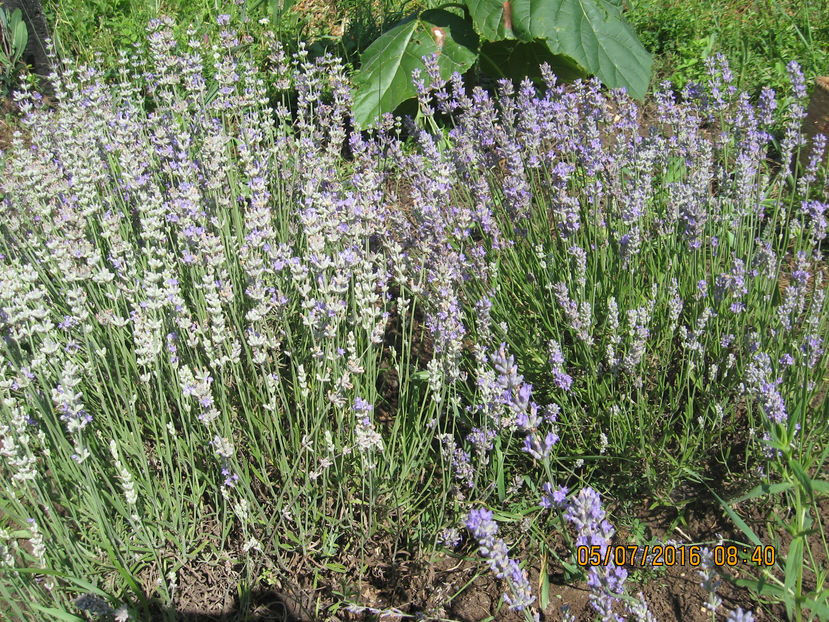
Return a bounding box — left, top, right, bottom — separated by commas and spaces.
550, 487, 632, 621
466, 508, 535, 611
540, 483, 569, 509
745, 352, 788, 424
548, 339, 573, 391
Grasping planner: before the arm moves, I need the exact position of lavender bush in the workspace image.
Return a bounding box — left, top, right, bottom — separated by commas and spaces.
0, 16, 826, 621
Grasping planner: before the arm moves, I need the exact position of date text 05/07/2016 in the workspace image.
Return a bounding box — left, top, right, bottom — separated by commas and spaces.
576, 544, 777, 568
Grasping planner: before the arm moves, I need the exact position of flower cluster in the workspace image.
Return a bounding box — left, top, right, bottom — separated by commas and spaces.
745, 352, 788, 424
544, 486, 642, 622
547, 340, 573, 391
438, 433, 475, 490
109, 440, 139, 521
489, 343, 558, 460
353, 397, 384, 455
51, 361, 92, 463
466, 508, 535, 611
697, 547, 723, 613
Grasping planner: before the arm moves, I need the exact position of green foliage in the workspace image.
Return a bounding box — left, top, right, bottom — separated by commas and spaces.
41, 0, 308, 71
0, 7, 28, 97
714, 427, 829, 622
507, 0, 652, 97
1, 2, 828, 619
666, 33, 717, 89
352, 0, 652, 127
626, 0, 829, 96
479, 39, 586, 82
43, 0, 158, 63
467, 0, 517, 41
352, 9, 479, 128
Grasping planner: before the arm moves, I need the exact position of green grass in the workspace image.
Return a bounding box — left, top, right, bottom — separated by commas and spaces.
42, 0, 308, 69
39, 0, 418, 74
625, 0, 829, 95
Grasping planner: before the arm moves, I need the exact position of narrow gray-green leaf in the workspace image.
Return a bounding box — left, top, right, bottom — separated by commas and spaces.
511, 0, 652, 99
783, 536, 803, 621
788, 457, 814, 498
31, 606, 85, 622
353, 9, 479, 129
710, 489, 762, 546
730, 481, 793, 505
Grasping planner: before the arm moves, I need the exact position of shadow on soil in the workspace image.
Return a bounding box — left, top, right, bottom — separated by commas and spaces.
146, 588, 299, 622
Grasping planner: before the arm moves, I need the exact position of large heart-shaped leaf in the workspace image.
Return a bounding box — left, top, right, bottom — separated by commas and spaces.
467, 0, 517, 41
352, 9, 479, 129
511, 0, 652, 99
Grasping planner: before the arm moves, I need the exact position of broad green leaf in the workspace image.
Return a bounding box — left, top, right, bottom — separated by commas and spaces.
353, 9, 479, 129
412, 370, 430, 382
13, 20, 27, 56
510, 0, 652, 99
539, 559, 550, 610
812, 479, 829, 495
734, 577, 785, 599
467, 0, 516, 41
803, 598, 829, 619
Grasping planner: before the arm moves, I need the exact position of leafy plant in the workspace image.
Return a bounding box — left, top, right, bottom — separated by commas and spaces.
1, 11, 827, 620
714, 429, 829, 622
352, 0, 652, 127
0, 7, 28, 97
668, 33, 717, 89
41, 0, 308, 75
352, 8, 479, 129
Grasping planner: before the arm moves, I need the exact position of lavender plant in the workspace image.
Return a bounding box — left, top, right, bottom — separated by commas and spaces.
0, 18, 446, 619
410, 50, 827, 621
0, 13, 826, 621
